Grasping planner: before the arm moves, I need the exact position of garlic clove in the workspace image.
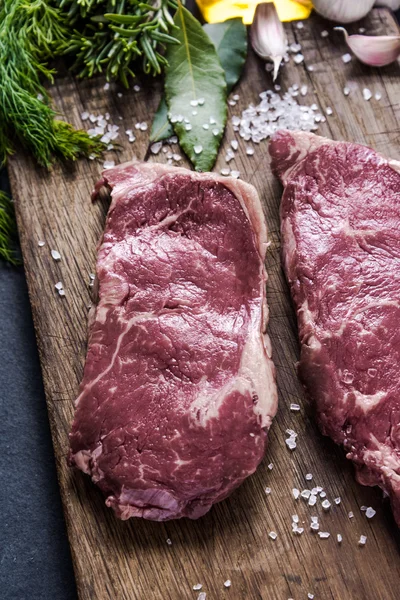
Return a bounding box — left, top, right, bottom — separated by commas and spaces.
312, 0, 375, 23
374, 1, 400, 10
251, 2, 288, 81
335, 27, 400, 67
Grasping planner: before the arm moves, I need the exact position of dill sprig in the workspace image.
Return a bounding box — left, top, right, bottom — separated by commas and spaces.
0, 191, 20, 265
0, 0, 105, 167
56, 0, 180, 87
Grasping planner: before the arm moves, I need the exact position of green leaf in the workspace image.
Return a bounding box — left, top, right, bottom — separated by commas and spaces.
150, 97, 174, 142
164, 5, 227, 171
203, 18, 247, 94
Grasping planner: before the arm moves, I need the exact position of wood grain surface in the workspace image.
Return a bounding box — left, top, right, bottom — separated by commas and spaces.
8, 8, 400, 600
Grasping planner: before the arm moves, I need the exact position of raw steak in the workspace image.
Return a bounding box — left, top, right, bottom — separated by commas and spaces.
69, 161, 277, 521
270, 130, 400, 525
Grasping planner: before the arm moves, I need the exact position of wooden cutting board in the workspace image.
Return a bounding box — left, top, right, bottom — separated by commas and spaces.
8, 8, 400, 600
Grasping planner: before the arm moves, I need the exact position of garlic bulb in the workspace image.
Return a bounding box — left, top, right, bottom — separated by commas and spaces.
312, 0, 375, 23
251, 2, 288, 82
335, 27, 400, 66
374, 1, 400, 9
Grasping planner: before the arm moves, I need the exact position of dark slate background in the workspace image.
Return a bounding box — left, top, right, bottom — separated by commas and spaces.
1, 8, 399, 600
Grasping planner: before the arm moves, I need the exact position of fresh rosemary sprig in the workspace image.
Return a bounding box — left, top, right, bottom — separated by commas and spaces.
56, 0, 180, 87
0, 191, 20, 265
0, 0, 105, 167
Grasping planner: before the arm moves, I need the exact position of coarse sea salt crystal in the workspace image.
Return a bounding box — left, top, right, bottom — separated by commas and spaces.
334, 497, 341, 505
38, 240, 45, 247
231, 140, 239, 150
342, 53, 352, 64
366, 507, 376, 519
103, 160, 115, 169
224, 580, 231, 588
297, 21, 304, 29
268, 463, 274, 470
228, 99, 237, 106
81, 111, 89, 121
193, 584, 202, 591
321, 30, 329, 38
269, 531, 277, 540
348, 511, 354, 519
344, 87, 350, 96
198, 593, 206, 600
265, 487, 271, 495
363, 88, 372, 101
290, 403, 301, 411
103, 82, 110, 91
51, 249, 61, 261
294, 54, 304, 65
358, 535, 367, 546
300, 85, 308, 96
322, 499, 331, 510
133, 84, 141, 92
305, 473, 313, 481
166, 538, 172, 545
185, 124, 192, 131
310, 522, 319, 532
326, 107, 333, 115
246, 147, 255, 156
318, 532, 330, 539
194, 145, 203, 154
150, 142, 162, 155
320, 491, 326, 498
375, 92, 382, 101
308, 594, 314, 599
55, 282, 63, 290
308, 495, 317, 507
290, 42, 302, 53
301, 490, 311, 499
198, 98, 205, 105
293, 488, 300, 500
203, 124, 209, 130
58, 289, 66, 297
220, 168, 230, 176
337, 534, 343, 543
230, 170, 240, 179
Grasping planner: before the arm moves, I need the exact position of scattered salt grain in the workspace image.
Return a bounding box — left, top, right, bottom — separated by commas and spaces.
334, 497, 341, 505
301, 490, 311, 500
308, 594, 314, 599
209, 117, 216, 124
360, 506, 367, 511
375, 92, 382, 101
192, 110, 198, 116
269, 531, 277, 540
293, 488, 300, 500
342, 53, 352, 64
297, 21, 304, 29
363, 88, 372, 101
194, 145, 203, 154
89, 273, 95, 280
265, 487, 271, 495
268, 463, 274, 470
321, 30, 329, 38
103, 82, 110, 91
150, 142, 162, 155
198, 593, 206, 600
225, 149, 235, 162
322, 499, 331, 511
198, 98, 205, 105
220, 168, 230, 176
308, 494, 317, 507
58, 289, 66, 297
290, 43, 302, 53
231, 140, 239, 150
290, 403, 301, 412
89, 153, 96, 160
358, 535, 367, 546
133, 84, 141, 92
203, 124, 209, 130
294, 53, 304, 64
172, 154, 182, 162
228, 99, 237, 106
224, 580, 231, 588
359, 27, 366, 34
38, 240, 45, 247
51, 249, 61, 261
307, 65, 315, 72
348, 511, 354, 519
343, 87, 350, 96
326, 107, 333, 115
230, 170, 240, 179
319, 491, 326, 498
300, 85, 308, 96
293, 527, 304, 535
305, 473, 313, 481
366, 507, 376, 519
169, 135, 178, 144
166, 538, 172, 545
37, 93, 44, 101
190, 99, 198, 107
140, 122, 148, 131
212, 129, 220, 136
193, 584, 202, 591
285, 437, 297, 450
233, 94, 240, 101
318, 532, 330, 539
81, 111, 89, 121
55, 282, 63, 290
117, 92, 123, 98
103, 160, 115, 169
337, 534, 343, 543
185, 124, 192, 131
310, 522, 319, 532
246, 147, 255, 156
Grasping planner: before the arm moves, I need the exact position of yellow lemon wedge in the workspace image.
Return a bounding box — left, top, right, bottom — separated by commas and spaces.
196, 0, 312, 25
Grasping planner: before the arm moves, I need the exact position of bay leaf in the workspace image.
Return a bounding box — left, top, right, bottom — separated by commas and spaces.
150, 97, 174, 143
203, 18, 247, 94
164, 5, 227, 171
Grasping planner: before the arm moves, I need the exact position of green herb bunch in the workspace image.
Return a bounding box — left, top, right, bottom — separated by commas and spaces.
0, 0, 106, 167
0, 191, 20, 264
57, 0, 180, 87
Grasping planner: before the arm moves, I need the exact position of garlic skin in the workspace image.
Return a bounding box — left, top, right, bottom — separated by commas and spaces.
251, 2, 288, 81
374, 1, 400, 9
335, 27, 400, 66
312, 0, 375, 23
